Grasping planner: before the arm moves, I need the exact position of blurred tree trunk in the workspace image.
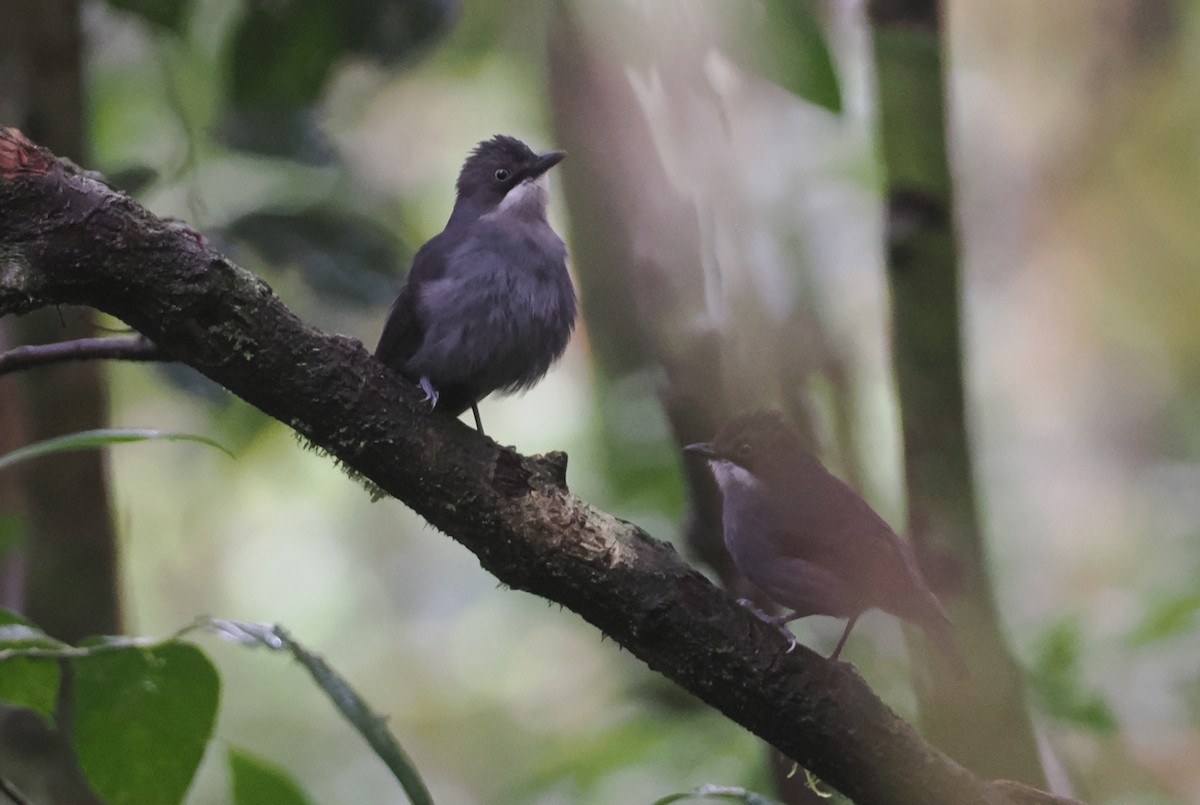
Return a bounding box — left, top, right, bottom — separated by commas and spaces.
547, 3, 846, 801
546, 2, 731, 585
0, 1, 118, 802
0, 0, 120, 645
869, 0, 1045, 786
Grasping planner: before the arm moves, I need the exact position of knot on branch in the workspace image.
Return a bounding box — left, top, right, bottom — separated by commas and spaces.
493, 449, 533, 497
492, 449, 569, 498
537, 450, 569, 489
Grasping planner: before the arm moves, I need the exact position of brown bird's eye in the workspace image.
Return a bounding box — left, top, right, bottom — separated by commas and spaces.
494, 168, 511, 182
737, 442, 752, 460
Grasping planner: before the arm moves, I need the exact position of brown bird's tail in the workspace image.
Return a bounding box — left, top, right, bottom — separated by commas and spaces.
913, 597, 969, 679
886, 541, 969, 677
916, 607, 964, 676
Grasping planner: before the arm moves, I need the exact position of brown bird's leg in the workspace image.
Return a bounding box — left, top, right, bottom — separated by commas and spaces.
470, 403, 485, 435
829, 614, 860, 662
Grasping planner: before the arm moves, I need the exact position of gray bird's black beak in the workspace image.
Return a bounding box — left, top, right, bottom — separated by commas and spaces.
530, 150, 566, 178
684, 442, 718, 459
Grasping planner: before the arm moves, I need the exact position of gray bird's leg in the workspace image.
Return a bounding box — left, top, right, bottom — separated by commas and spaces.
828, 614, 860, 662
470, 403, 484, 435
736, 598, 798, 653
418, 376, 440, 410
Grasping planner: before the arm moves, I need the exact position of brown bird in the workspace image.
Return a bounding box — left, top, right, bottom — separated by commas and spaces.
686, 410, 965, 674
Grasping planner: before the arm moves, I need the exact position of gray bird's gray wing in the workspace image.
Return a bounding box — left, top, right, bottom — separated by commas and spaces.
374, 235, 451, 371
404, 222, 574, 391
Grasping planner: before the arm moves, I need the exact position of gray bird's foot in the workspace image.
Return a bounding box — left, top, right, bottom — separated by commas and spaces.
736, 599, 798, 652
418, 377, 440, 410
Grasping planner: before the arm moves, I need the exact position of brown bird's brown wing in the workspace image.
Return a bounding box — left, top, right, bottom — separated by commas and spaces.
772, 464, 966, 673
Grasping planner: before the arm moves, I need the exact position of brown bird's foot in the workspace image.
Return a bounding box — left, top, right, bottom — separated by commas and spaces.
418, 376, 440, 410
736, 599, 798, 652
470, 403, 485, 435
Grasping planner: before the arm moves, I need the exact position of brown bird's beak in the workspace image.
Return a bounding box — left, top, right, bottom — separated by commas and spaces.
684, 442, 718, 459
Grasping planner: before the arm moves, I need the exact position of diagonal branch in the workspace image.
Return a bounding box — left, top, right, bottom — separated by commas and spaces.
0, 126, 1077, 805
0, 775, 32, 805
0, 335, 164, 375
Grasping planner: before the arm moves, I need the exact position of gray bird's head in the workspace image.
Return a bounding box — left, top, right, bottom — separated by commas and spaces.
685, 410, 808, 491
455, 134, 566, 216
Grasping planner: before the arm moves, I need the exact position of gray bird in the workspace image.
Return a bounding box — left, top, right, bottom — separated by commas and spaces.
686, 410, 965, 674
375, 135, 576, 434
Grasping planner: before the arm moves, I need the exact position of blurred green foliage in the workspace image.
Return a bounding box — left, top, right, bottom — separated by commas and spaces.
107, 0, 190, 32
1132, 593, 1200, 646
228, 0, 450, 109
229, 748, 316, 805
1029, 618, 1118, 734
731, 0, 841, 113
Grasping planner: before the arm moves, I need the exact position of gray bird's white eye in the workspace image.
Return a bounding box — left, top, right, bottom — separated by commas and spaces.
494, 168, 511, 181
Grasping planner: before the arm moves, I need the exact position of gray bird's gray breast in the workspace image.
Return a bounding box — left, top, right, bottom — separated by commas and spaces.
408, 216, 575, 392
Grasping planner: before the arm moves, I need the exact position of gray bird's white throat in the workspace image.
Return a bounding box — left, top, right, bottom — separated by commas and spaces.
494, 173, 550, 217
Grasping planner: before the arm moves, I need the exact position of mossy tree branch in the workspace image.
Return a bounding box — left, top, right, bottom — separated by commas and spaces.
0, 127, 1078, 805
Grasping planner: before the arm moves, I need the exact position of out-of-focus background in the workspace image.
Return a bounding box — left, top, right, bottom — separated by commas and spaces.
1, 0, 1198, 803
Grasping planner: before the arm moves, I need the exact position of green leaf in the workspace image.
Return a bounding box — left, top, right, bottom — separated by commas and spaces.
1029, 619, 1118, 733
0, 609, 68, 650
228, 747, 315, 805
105, 0, 191, 32
0, 610, 37, 631
729, 0, 842, 113
0, 656, 61, 723
205, 619, 433, 805
73, 642, 220, 805
652, 785, 785, 805
1132, 592, 1200, 645
228, 0, 349, 108
224, 207, 408, 305
0, 610, 65, 722
0, 428, 232, 471
227, 0, 450, 110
